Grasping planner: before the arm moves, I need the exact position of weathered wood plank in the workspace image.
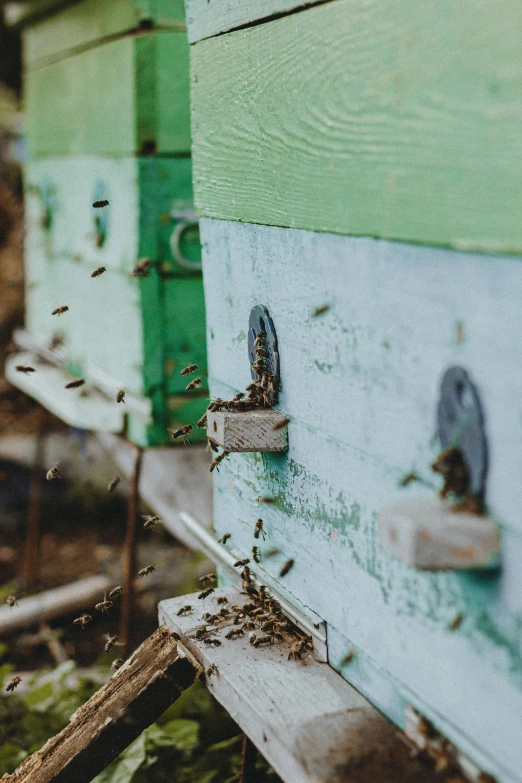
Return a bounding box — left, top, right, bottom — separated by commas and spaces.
4, 627, 201, 783
185, 0, 328, 44
207, 409, 288, 452
160, 587, 448, 783
200, 218, 522, 782
191, 0, 522, 251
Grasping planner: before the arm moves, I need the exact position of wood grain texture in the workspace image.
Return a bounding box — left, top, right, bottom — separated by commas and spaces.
207, 409, 288, 452
160, 587, 447, 783
26, 31, 190, 156
191, 0, 522, 252
23, 0, 186, 67
5, 627, 200, 783
185, 0, 328, 44
200, 218, 522, 782
378, 496, 500, 571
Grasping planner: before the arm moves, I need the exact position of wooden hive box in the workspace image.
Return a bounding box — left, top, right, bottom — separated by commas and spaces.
5, 0, 208, 446
182, 1, 522, 780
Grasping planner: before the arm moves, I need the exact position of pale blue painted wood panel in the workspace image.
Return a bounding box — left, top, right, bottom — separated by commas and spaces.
201, 218, 522, 782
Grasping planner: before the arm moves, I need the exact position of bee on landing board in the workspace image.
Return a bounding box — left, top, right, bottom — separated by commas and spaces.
111, 658, 123, 670
116, 389, 125, 404
138, 565, 155, 578
206, 664, 218, 677
204, 637, 221, 647
177, 605, 192, 616
6, 676, 22, 692
91, 266, 106, 278
6, 595, 18, 607
225, 628, 244, 640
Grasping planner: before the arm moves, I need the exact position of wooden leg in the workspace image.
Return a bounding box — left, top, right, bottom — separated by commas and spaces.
119, 446, 143, 657
240, 733, 260, 783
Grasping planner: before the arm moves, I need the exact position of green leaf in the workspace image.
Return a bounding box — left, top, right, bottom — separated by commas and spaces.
23, 681, 54, 712
152, 719, 199, 752
205, 735, 242, 754
92, 733, 147, 783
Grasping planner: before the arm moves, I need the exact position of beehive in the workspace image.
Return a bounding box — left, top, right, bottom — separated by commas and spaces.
8, 0, 207, 446
185, 1, 522, 780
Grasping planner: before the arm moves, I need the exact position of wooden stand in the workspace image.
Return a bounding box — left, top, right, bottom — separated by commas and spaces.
207, 409, 288, 452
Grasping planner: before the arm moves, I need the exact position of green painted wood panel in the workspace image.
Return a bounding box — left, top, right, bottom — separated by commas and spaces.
23, 0, 185, 67
26, 31, 190, 157
191, 0, 522, 253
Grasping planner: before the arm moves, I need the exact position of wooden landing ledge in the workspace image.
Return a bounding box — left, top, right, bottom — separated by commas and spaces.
160, 587, 447, 783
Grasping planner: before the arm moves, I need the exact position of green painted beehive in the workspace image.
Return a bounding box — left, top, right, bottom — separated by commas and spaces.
11, 0, 207, 446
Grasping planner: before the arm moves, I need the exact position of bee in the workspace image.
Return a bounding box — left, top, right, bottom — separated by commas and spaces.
177, 605, 192, 616
95, 594, 113, 613
448, 613, 464, 631
209, 451, 230, 473
132, 259, 152, 277
254, 519, 266, 540
15, 365, 35, 374
218, 607, 230, 618
279, 559, 294, 578
234, 558, 250, 568
73, 614, 92, 629
170, 424, 192, 445
197, 413, 207, 429
52, 306, 69, 316
46, 464, 61, 480
138, 565, 155, 578
206, 614, 220, 625
340, 647, 356, 666
181, 364, 198, 376
225, 628, 244, 640
199, 573, 216, 585
254, 332, 266, 347
111, 658, 123, 670
202, 612, 212, 621
108, 476, 120, 492
48, 336, 63, 351
252, 359, 266, 376
116, 389, 125, 404
6, 595, 18, 607
186, 377, 202, 392
252, 547, 261, 563
311, 304, 330, 317
217, 596, 228, 605
105, 635, 118, 652
273, 417, 289, 431
198, 587, 215, 600
288, 641, 306, 661
193, 626, 209, 640
142, 514, 160, 532
91, 266, 106, 278
432, 446, 469, 498
252, 634, 273, 648
109, 586, 123, 600
65, 379, 85, 389
206, 664, 218, 677
218, 533, 231, 544
93, 200, 109, 208
6, 676, 22, 692
257, 496, 276, 505
204, 637, 221, 647
242, 621, 256, 631
207, 439, 219, 453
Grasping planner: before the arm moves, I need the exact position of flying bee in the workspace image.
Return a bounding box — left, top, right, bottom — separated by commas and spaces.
104, 635, 118, 652
197, 413, 207, 429
95, 593, 113, 613
311, 304, 330, 317
181, 364, 198, 376
448, 613, 464, 631
177, 605, 192, 616
109, 586, 123, 600
142, 514, 160, 532
6, 676, 22, 692
16, 365, 35, 374
204, 637, 221, 647
207, 439, 219, 453
399, 472, 420, 487
132, 259, 152, 277
206, 664, 218, 677
186, 377, 202, 392
279, 559, 294, 578
199, 573, 216, 585
217, 596, 228, 605
273, 417, 289, 431
138, 565, 155, 578
252, 547, 261, 563
52, 306, 69, 316
209, 451, 230, 473
73, 614, 92, 629
65, 379, 85, 389
108, 476, 120, 492
257, 496, 276, 505
340, 647, 356, 666
111, 658, 123, 670
116, 389, 125, 404
91, 266, 106, 278
6, 595, 18, 607
225, 628, 244, 640
198, 587, 215, 600
218, 533, 231, 544
254, 519, 266, 540
46, 464, 61, 481
93, 200, 109, 208
170, 424, 192, 445
234, 558, 250, 568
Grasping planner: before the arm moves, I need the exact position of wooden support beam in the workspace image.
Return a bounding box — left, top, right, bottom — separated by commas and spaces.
378, 496, 501, 571
160, 588, 449, 783
207, 409, 288, 453
3, 627, 202, 783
